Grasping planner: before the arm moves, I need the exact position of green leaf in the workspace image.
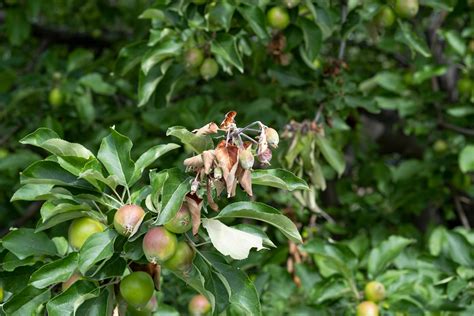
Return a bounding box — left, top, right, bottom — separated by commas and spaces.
129, 143, 180, 186
251, 169, 309, 191
368, 236, 415, 277
156, 169, 190, 225
141, 40, 183, 75
211, 34, 244, 73
445, 231, 474, 266
459, 145, 474, 173
36, 210, 104, 233
3, 286, 50, 316
79, 73, 116, 95
297, 18, 322, 61
138, 60, 173, 107
2, 252, 39, 271
233, 224, 276, 248
78, 230, 117, 275
203, 251, 261, 315
11, 183, 54, 201
397, 21, 432, 57
314, 134, 345, 176
216, 202, 302, 243
21, 160, 94, 190
30, 253, 79, 289
237, 5, 268, 40
46, 281, 99, 316
429, 226, 446, 256
97, 128, 135, 186
443, 30, 466, 55
74, 88, 95, 126
76, 287, 112, 316
166, 126, 214, 153
116, 41, 148, 76
206, 0, 235, 31
67, 49, 94, 73
2, 228, 57, 259
5, 9, 31, 46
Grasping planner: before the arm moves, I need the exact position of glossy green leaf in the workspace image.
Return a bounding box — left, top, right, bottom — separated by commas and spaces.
129, 143, 180, 186
251, 169, 309, 191
30, 253, 79, 289
156, 169, 190, 225
216, 202, 302, 243
298, 17, 322, 61
203, 251, 261, 315
3, 285, 50, 316
76, 287, 112, 316
206, 0, 235, 31
11, 183, 54, 201
166, 126, 214, 153
78, 230, 117, 275
2, 228, 57, 259
46, 281, 99, 316
97, 128, 135, 186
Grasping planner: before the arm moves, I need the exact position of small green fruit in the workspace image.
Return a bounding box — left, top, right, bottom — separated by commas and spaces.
458, 77, 472, 95
120, 272, 154, 308
188, 294, 211, 316
364, 281, 386, 302
239, 148, 254, 170
114, 204, 145, 237
0, 285, 3, 303
68, 217, 105, 250
49, 88, 63, 107
164, 241, 195, 272
267, 7, 290, 30
164, 205, 192, 234
356, 301, 379, 316
284, 0, 300, 8
374, 6, 395, 28
143, 227, 178, 263
433, 140, 448, 153
200, 58, 219, 81
394, 0, 419, 19
0, 148, 9, 158
184, 48, 205, 69
265, 128, 279, 148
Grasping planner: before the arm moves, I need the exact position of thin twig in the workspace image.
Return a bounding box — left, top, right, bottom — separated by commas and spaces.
454, 195, 471, 229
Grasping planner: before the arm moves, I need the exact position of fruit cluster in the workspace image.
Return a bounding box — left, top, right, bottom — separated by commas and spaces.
356, 281, 386, 316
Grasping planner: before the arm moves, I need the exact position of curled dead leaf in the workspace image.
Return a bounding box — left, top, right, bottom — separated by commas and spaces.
193, 122, 219, 136
185, 195, 203, 235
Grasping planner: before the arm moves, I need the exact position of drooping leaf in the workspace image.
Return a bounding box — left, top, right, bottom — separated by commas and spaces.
251, 169, 309, 191
211, 34, 244, 73
202, 219, 265, 260
459, 145, 474, 173
155, 168, 190, 225
216, 202, 302, 243
166, 126, 214, 153
314, 134, 345, 177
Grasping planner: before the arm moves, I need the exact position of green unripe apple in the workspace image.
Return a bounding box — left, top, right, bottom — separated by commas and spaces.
120, 272, 154, 308
164, 241, 195, 272
164, 205, 192, 234
356, 301, 379, 316
68, 217, 105, 250
458, 77, 472, 96
374, 6, 395, 28
364, 281, 386, 302
394, 0, 419, 19
143, 227, 178, 263
184, 48, 205, 69
266, 7, 290, 30
200, 58, 219, 81
188, 294, 211, 316
49, 88, 64, 108
433, 140, 448, 153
